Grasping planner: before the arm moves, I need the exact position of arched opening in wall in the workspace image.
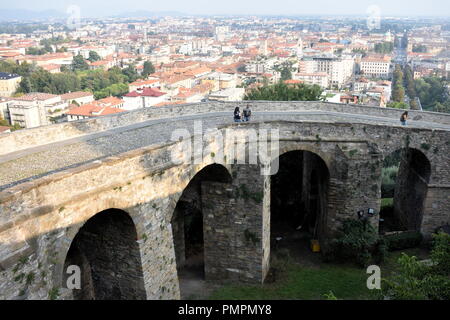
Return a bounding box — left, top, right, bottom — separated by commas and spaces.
379, 148, 431, 234
171, 164, 231, 298
63, 209, 146, 300
270, 150, 329, 268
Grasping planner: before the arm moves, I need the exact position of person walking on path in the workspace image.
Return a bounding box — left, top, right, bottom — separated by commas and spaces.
400, 111, 408, 126
243, 104, 252, 122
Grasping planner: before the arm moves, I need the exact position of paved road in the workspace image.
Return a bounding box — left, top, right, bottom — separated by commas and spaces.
1, 111, 449, 190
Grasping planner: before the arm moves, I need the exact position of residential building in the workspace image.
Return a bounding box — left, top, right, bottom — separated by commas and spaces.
67, 97, 125, 121
9, 93, 68, 128
360, 56, 391, 79
122, 88, 167, 110
298, 56, 354, 88
0, 97, 13, 123
0, 72, 22, 97
208, 88, 245, 101
129, 79, 161, 92
294, 72, 329, 88
60, 91, 95, 106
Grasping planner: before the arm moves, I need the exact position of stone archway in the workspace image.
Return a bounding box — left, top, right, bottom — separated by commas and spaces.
270, 150, 330, 267
63, 208, 146, 300
171, 164, 232, 297
380, 148, 431, 233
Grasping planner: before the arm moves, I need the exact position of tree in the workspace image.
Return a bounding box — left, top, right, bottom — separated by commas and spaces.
392, 85, 405, 103
410, 99, 420, 110
412, 45, 427, 53
237, 64, 247, 73
387, 101, 408, 110
392, 65, 405, 103
374, 42, 394, 54
121, 65, 139, 82
244, 82, 323, 101
415, 77, 449, 112
88, 51, 101, 63
26, 47, 48, 55
142, 61, 155, 78
434, 102, 450, 113
72, 54, 89, 71
280, 67, 292, 81
18, 77, 33, 93
403, 65, 416, 98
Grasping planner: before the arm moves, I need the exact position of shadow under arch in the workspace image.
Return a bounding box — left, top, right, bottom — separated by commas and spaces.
170, 163, 232, 298
269, 149, 330, 268
380, 147, 431, 233
61, 208, 146, 300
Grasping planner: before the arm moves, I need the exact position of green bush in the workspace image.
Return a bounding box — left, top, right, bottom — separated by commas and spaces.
382, 232, 450, 300
430, 232, 450, 275
383, 231, 423, 251
325, 219, 387, 267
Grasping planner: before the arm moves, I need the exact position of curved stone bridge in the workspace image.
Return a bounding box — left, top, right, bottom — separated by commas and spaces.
0, 101, 449, 300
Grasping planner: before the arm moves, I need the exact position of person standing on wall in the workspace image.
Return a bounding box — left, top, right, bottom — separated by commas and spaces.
243, 104, 252, 122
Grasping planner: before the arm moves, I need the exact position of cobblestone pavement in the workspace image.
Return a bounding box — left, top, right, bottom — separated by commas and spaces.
1, 111, 449, 190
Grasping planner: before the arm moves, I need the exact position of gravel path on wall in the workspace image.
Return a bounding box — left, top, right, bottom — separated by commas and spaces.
1, 111, 449, 190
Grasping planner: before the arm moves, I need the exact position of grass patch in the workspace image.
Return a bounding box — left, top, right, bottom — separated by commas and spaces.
381, 198, 393, 209
209, 263, 376, 300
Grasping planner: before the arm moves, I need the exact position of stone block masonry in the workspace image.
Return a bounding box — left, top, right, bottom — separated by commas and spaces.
0, 106, 449, 299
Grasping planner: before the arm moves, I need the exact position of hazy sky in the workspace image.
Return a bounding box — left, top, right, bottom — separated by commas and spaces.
1, 0, 450, 17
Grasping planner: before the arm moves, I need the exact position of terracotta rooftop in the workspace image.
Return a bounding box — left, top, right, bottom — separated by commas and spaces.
124, 88, 166, 98
61, 91, 94, 101
15, 93, 58, 101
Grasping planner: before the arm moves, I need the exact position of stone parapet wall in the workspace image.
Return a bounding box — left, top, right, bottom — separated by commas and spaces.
2, 101, 450, 156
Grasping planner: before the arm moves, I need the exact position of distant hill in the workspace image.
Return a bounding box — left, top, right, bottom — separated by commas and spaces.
111, 11, 185, 18
0, 9, 185, 22
0, 9, 68, 22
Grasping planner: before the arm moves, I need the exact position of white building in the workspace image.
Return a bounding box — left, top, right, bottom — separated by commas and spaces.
122, 88, 167, 110
60, 91, 95, 106
360, 56, 391, 79
9, 93, 68, 128
208, 88, 245, 102
299, 56, 355, 88
294, 73, 329, 88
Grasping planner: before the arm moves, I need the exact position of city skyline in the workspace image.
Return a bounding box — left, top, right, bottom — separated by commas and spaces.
0, 0, 450, 18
